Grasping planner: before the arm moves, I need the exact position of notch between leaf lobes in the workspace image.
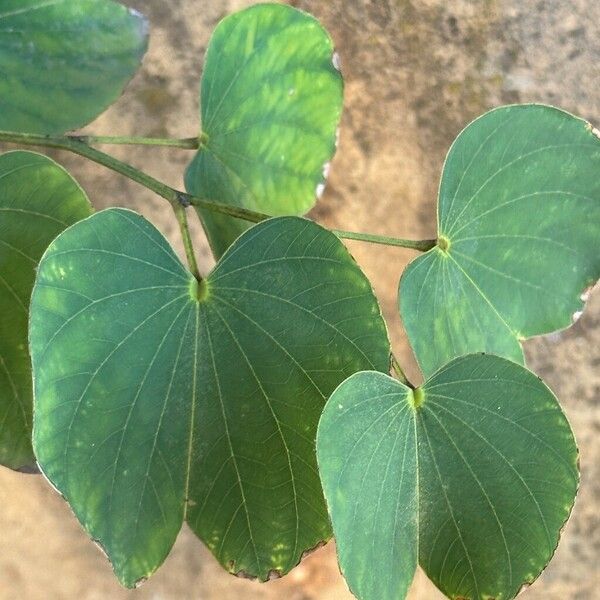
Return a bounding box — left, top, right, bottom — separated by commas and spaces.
190, 278, 210, 303
409, 387, 425, 410
437, 235, 451, 253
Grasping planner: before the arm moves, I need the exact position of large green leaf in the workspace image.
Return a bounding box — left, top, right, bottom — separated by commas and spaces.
400, 105, 600, 378
0, 0, 148, 134
185, 3, 343, 258
0, 150, 92, 470
317, 354, 578, 600
30, 210, 390, 587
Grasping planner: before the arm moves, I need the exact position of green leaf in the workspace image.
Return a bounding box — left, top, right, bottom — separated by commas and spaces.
317, 354, 579, 600
30, 210, 390, 587
185, 3, 343, 258
0, 0, 148, 134
0, 150, 92, 471
400, 105, 600, 378
318, 370, 418, 600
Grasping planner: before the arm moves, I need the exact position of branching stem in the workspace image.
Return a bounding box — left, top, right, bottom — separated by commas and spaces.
0, 129, 438, 267
69, 135, 200, 149
0, 130, 183, 204
0, 129, 426, 387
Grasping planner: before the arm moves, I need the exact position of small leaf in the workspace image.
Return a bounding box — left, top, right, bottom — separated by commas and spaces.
318, 354, 578, 600
0, 150, 92, 471
30, 210, 390, 587
185, 3, 343, 258
0, 0, 148, 134
400, 105, 600, 377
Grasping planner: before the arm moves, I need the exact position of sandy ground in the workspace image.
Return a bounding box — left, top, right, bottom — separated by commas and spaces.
0, 0, 598, 598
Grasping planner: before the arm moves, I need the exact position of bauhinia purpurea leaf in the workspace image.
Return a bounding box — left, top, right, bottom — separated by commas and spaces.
0, 151, 92, 471
400, 105, 600, 378
0, 0, 148, 134
317, 354, 579, 600
30, 209, 390, 587
185, 3, 343, 258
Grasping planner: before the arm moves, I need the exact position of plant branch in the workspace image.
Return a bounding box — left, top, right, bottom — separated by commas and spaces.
0, 130, 439, 254
0, 130, 207, 275
69, 134, 200, 149
0, 130, 183, 203
333, 230, 437, 251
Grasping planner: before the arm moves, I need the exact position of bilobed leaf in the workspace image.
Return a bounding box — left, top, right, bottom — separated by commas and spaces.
0, 151, 92, 470
30, 210, 390, 587
400, 105, 600, 378
185, 3, 343, 258
317, 354, 579, 600
0, 0, 148, 134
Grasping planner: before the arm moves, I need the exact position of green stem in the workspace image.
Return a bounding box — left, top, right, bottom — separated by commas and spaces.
0, 130, 182, 203
0, 130, 439, 254
0, 130, 205, 275
332, 230, 437, 252
173, 204, 202, 282
69, 135, 200, 149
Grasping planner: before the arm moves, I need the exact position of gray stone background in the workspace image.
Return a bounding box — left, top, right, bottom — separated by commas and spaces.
0, 0, 598, 598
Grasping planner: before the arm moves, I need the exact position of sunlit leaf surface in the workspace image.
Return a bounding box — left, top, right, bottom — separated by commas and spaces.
30, 210, 390, 586
186, 3, 343, 257
400, 105, 600, 377
0, 0, 148, 134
